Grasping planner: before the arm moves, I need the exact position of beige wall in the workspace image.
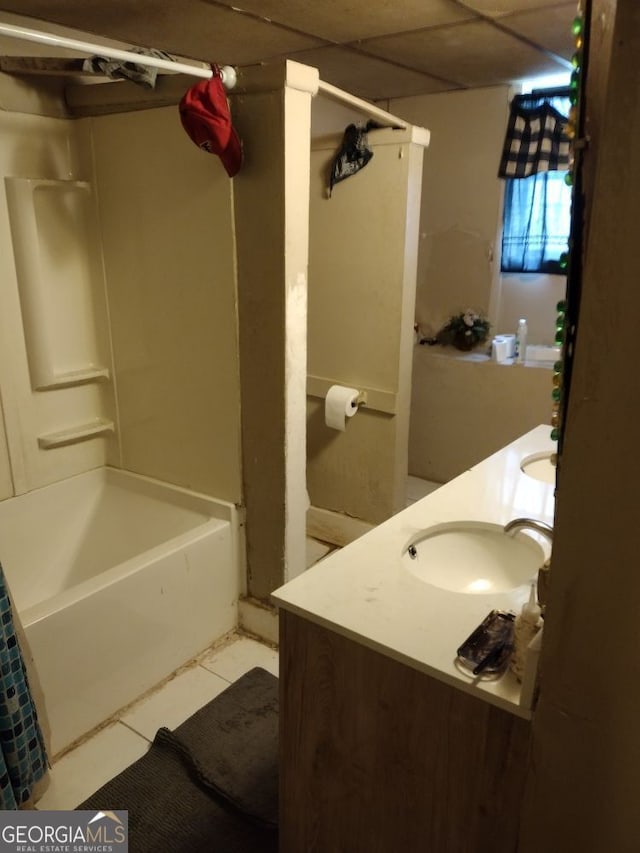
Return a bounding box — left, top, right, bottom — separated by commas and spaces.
387, 86, 563, 345
233, 61, 318, 599
310, 97, 363, 137
307, 124, 425, 523
520, 0, 640, 846
498, 272, 566, 345
90, 105, 242, 501
388, 87, 509, 337
0, 393, 12, 500
0, 81, 116, 496
409, 347, 552, 483
385, 86, 564, 482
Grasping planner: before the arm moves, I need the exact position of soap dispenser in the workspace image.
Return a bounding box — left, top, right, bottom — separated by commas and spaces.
511, 583, 542, 682
514, 318, 528, 364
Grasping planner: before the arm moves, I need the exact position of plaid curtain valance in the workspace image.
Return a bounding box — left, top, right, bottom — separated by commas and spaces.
498, 93, 571, 179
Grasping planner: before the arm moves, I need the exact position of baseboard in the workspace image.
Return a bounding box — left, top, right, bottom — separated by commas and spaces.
238, 508, 373, 644
306, 505, 374, 547
239, 596, 279, 646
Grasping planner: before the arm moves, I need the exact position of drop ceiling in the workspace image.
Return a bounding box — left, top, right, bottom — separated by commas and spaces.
0, 0, 575, 101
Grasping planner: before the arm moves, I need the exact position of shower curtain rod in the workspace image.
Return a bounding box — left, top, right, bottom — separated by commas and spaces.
0, 21, 237, 89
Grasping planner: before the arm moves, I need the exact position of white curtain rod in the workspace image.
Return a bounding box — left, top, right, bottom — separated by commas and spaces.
0, 21, 238, 88
317, 80, 407, 129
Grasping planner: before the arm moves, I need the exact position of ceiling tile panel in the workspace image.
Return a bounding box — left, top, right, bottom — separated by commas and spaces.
288, 46, 455, 100
360, 20, 569, 87
458, 0, 570, 16
0, 0, 579, 99
0, 1, 324, 65
500, 4, 576, 61
201, 0, 475, 43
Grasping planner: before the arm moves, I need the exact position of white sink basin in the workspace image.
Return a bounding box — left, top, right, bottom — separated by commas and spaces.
402, 521, 544, 594
521, 451, 556, 485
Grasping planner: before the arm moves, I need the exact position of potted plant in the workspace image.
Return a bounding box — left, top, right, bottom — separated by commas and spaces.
431, 310, 491, 351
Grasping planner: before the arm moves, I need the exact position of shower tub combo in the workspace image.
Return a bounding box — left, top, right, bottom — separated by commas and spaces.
0, 467, 240, 756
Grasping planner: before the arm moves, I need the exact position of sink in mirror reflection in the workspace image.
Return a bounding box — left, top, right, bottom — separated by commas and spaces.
402, 521, 545, 594
521, 451, 556, 485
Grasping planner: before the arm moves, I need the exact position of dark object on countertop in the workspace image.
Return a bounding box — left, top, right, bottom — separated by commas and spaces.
457, 610, 515, 676
77, 667, 278, 853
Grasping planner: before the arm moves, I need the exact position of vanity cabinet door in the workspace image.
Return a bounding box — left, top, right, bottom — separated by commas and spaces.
279, 611, 531, 853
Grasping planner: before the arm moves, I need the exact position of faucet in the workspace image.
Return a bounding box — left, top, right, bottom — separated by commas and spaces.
504, 517, 553, 610
504, 517, 553, 543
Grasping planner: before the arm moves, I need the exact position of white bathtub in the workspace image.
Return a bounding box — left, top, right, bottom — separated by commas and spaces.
0, 467, 240, 756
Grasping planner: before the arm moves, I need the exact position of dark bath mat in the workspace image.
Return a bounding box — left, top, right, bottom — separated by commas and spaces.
76, 667, 279, 853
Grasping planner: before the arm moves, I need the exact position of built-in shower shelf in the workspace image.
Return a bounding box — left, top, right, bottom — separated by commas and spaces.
37, 419, 115, 449
35, 367, 110, 391
4, 176, 112, 394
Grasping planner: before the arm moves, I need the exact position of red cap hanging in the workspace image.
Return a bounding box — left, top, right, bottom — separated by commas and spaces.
179, 69, 242, 177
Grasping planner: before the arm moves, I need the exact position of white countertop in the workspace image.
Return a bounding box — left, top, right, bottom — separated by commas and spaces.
272, 425, 556, 720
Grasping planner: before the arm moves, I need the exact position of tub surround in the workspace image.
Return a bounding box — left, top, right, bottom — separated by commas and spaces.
272, 425, 555, 719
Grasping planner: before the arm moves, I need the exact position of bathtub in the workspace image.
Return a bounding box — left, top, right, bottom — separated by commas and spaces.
0, 466, 240, 756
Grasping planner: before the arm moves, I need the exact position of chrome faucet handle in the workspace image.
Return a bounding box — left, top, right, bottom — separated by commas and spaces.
504, 517, 554, 543
504, 518, 553, 611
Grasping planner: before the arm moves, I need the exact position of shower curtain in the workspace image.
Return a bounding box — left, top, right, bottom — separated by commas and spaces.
0, 564, 50, 808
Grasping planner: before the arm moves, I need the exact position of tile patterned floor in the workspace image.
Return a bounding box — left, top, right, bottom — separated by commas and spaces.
305, 536, 332, 568
36, 634, 278, 811
406, 474, 442, 506
37, 481, 431, 811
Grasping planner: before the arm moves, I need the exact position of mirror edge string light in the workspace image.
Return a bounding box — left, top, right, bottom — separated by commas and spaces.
552, 0, 587, 466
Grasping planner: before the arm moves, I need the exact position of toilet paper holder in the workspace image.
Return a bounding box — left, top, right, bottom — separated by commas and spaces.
324, 385, 368, 431
307, 374, 396, 415
353, 390, 367, 408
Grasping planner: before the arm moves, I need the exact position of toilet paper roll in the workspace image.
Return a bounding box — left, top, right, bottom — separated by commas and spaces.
492, 338, 509, 362
497, 334, 516, 357
492, 334, 516, 361
325, 384, 360, 431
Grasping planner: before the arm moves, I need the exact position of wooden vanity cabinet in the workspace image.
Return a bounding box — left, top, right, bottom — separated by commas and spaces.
279, 610, 531, 853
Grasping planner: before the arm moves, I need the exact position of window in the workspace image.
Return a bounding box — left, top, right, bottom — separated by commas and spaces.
500, 88, 572, 275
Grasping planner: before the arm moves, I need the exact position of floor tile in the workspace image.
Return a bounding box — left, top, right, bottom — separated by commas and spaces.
36, 635, 280, 810
37, 723, 148, 811
199, 636, 279, 681
406, 475, 442, 504
306, 536, 332, 568
119, 664, 230, 741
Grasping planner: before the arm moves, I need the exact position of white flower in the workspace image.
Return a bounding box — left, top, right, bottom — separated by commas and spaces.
463, 311, 476, 327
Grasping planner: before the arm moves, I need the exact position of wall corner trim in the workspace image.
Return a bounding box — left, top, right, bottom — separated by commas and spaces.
409, 125, 431, 148
232, 59, 318, 96
283, 59, 320, 96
